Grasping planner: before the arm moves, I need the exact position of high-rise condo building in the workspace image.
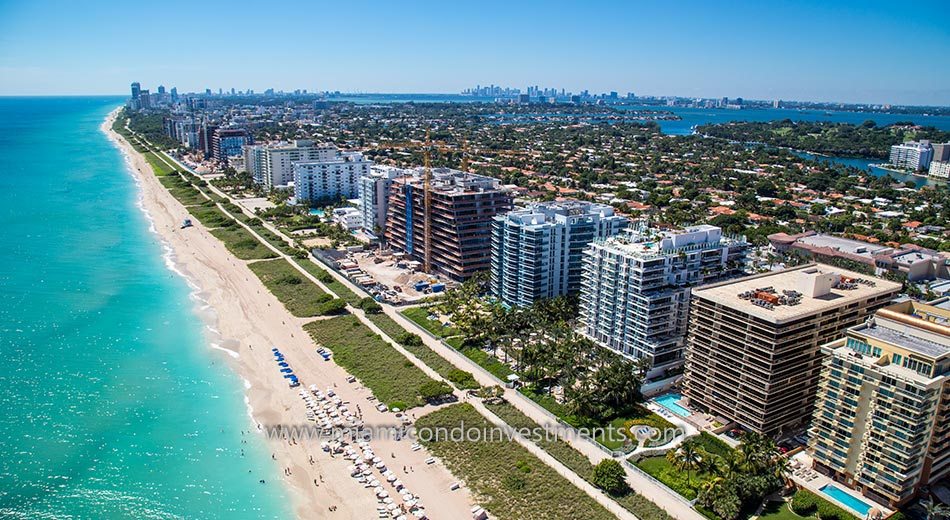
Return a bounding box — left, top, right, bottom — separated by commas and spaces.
490, 201, 628, 307
890, 140, 934, 172
292, 151, 372, 205
808, 300, 950, 508
385, 168, 513, 281
244, 140, 340, 189
211, 127, 250, 164
929, 143, 950, 180
359, 165, 406, 236
131, 82, 141, 99
579, 223, 748, 381
684, 264, 901, 437
930, 161, 950, 180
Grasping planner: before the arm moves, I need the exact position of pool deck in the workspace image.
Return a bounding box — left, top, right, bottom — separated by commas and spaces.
650, 393, 724, 434
790, 452, 890, 518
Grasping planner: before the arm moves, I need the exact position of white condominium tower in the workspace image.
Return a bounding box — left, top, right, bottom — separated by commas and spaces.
889, 140, 934, 172
490, 201, 627, 307
579, 223, 748, 381
244, 139, 339, 188
809, 300, 950, 508
292, 151, 372, 204
359, 165, 406, 236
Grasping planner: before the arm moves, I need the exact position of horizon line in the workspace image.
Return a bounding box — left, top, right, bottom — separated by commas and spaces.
1, 93, 948, 110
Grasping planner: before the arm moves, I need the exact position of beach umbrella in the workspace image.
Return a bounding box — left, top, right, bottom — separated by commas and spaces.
383, 498, 393, 505
387, 503, 398, 511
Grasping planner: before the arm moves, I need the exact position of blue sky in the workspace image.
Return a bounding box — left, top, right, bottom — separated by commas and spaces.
1, 0, 948, 105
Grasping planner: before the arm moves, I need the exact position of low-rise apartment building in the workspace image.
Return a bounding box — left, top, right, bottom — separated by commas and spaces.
769, 231, 950, 283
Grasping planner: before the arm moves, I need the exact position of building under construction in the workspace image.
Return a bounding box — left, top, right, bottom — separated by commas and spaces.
385, 167, 513, 281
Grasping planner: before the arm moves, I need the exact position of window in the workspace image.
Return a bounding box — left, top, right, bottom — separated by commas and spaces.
847, 338, 871, 355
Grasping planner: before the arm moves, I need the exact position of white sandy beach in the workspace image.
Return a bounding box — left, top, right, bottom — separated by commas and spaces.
103, 109, 476, 520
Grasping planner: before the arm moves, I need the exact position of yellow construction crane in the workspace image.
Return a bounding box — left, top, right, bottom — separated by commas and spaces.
372, 132, 470, 275
423, 128, 433, 273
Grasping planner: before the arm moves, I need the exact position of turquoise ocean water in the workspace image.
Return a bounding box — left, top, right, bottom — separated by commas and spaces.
0, 97, 289, 519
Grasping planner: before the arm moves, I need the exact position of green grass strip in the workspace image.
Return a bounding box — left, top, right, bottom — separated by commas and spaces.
416, 403, 617, 520
249, 259, 337, 317
304, 314, 436, 409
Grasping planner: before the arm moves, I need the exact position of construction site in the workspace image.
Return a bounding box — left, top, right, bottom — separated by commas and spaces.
323, 131, 512, 302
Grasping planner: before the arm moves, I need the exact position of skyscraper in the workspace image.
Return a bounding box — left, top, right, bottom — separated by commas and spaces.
385, 168, 513, 281
490, 201, 627, 307
358, 165, 405, 236
808, 300, 950, 507
684, 264, 901, 437
131, 82, 141, 99
579, 223, 748, 381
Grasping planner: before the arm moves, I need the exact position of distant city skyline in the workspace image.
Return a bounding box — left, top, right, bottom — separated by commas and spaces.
1, 0, 949, 106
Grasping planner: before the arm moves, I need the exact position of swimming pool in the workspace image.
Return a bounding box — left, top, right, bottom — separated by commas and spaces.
820, 484, 873, 516
309, 209, 325, 217
654, 393, 691, 417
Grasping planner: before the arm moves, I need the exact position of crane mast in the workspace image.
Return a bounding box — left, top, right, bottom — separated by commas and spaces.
423, 129, 432, 274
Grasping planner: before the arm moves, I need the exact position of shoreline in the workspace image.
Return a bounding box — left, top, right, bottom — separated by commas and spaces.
102, 108, 476, 519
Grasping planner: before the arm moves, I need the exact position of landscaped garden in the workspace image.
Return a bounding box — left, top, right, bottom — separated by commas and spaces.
304, 314, 440, 409
433, 275, 653, 453
758, 499, 813, 520
401, 306, 458, 338
634, 432, 791, 520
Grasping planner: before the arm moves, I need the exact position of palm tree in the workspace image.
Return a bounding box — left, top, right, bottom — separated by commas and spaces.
713, 451, 745, 480
921, 499, 950, 520
772, 456, 793, 491
667, 439, 704, 487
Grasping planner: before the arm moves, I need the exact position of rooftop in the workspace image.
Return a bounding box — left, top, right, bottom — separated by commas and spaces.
693, 264, 902, 324
392, 167, 506, 195
499, 201, 621, 227
592, 223, 744, 260
858, 324, 948, 359
793, 233, 891, 258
